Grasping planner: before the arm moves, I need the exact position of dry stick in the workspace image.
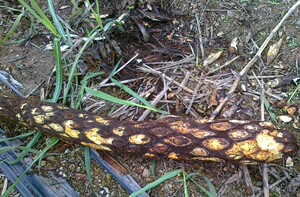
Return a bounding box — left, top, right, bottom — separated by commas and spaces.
137, 81, 172, 121
209, 0, 300, 120
141, 64, 195, 94
242, 165, 255, 195
207, 56, 240, 75
195, 12, 205, 58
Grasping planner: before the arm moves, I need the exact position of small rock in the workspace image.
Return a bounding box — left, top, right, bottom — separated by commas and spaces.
142, 168, 151, 178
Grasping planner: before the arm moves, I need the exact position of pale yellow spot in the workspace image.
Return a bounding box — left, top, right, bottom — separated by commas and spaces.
20, 103, 27, 109
41, 105, 53, 112
191, 147, 208, 156
63, 120, 80, 138
85, 128, 114, 145
240, 160, 257, 164
31, 108, 39, 115
81, 142, 112, 151
65, 128, 80, 138
16, 114, 22, 121
95, 116, 109, 125
42, 125, 51, 129
144, 153, 155, 157
48, 123, 64, 132
228, 129, 251, 140
226, 140, 259, 158
202, 138, 229, 150
78, 113, 87, 118
192, 157, 224, 163
244, 124, 259, 131
57, 106, 69, 110
228, 120, 250, 124
170, 121, 191, 134
256, 133, 284, 152
191, 130, 215, 139
227, 154, 243, 160
113, 127, 125, 136
210, 122, 231, 131
0, 107, 2, 110
45, 112, 55, 117
60, 133, 69, 138
168, 152, 179, 160
195, 119, 210, 124
33, 115, 45, 124
129, 134, 150, 145
259, 122, 274, 128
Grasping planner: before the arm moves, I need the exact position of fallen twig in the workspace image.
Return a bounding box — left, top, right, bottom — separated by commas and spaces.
209, 0, 300, 120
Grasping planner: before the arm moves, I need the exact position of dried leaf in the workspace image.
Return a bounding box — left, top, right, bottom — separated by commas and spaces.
203, 51, 223, 66
266, 37, 283, 65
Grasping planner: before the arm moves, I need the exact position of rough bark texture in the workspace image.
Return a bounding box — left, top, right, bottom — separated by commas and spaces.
0, 94, 298, 164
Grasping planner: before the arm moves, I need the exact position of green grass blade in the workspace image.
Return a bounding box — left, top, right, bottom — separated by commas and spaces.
47, 0, 69, 44
183, 172, 189, 197
110, 78, 159, 112
18, 0, 59, 37
86, 0, 103, 29
75, 72, 105, 109
8, 132, 43, 164
63, 29, 100, 104
84, 147, 98, 196
51, 38, 63, 103
0, 146, 40, 157
129, 169, 182, 197
85, 87, 158, 111
0, 11, 25, 45
0, 131, 35, 142
202, 176, 217, 197
178, 173, 217, 197
37, 138, 60, 171
263, 96, 277, 122
287, 82, 300, 103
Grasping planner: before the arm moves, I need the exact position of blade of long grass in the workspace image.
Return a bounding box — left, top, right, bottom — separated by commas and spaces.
177, 173, 217, 197
0, 131, 35, 143
0, 11, 25, 45
47, 0, 69, 44
86, 0, 103, 29
85, 87, 158, 111
110, 78, 159, 112
8, 132, 43, 164
129, 169, 182, 197
183, 172, 189, 197
287, 82, 300, 103
51, 38, 63, 103
84, 147, 98, 196
75, 72, 105, 109
63, 29, 100, 104
263, 96, 277, 122
0, 146, 40, 155
18, 0, 59, 37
